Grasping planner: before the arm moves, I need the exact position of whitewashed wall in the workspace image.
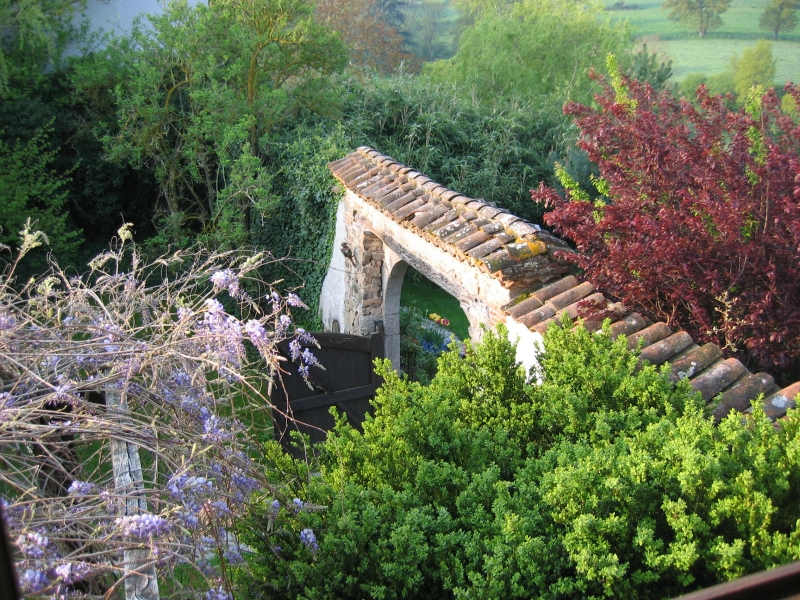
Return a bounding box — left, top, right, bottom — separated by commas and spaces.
79, 0, 204, 35
319, 200, 348, 333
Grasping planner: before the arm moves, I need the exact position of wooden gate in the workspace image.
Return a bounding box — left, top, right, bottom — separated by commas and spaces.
271, 332, 384, 453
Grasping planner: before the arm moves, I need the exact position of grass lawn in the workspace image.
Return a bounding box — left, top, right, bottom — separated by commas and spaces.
401, 267, 471, 339
604, 0, 800, 84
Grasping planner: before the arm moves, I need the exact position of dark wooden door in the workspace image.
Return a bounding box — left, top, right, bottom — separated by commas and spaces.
271, 332, 384, 454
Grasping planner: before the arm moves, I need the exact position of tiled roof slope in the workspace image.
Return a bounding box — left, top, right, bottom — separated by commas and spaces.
506, 275, 800, 424
328, 147, 574, 290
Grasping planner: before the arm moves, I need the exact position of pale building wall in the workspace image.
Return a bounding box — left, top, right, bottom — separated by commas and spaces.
79, 0, 205, 36
505, 316, 543, 382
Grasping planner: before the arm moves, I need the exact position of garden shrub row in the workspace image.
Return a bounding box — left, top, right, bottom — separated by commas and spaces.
237, 319, 800, 599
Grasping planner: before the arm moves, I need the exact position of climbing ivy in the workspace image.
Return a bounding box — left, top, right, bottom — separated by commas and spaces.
253, 124, 351, 329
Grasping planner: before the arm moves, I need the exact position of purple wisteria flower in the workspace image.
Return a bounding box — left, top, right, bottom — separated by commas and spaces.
301, 348, 321, 368
224, 547, 243, 564
295, 328, 317, 345
270, 291, 281, 311
0, 312, 16, 330
286, 293, 307, 308
205, 586, 232, 600
232, 473, 260, 500
244, 319, 269, 351
211, 269, 240, 297
21, 568, 49, 592
17, 532, 50, 558
276, 314, 292, 337
300, 528, 319, 555
269, 499, 280, 518
292, 498, 304, 511
201, 414, 234, 443
289, 339, 302, 361
67, 481, 94, 496
116, 513, 171, 538
55, 561, 91, 585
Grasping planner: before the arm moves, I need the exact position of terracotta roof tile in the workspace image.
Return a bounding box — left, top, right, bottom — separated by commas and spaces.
548, 281, 594, 310
444, 223, 479, 244
455, 230, 490, 252
609, 313, 648, 339
762, 382, 800, 420
533, 292, 608, 334
384, 192, 417, 213
638, 332, 695, 365
689, 357, 747, 402
393, 198, 427, 220
669, 343, 722, 382
626, 322, 672, 350
718, 372, 777, 413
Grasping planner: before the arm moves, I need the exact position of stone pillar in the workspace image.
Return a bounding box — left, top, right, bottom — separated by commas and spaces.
342, 219, 387, 338
383, 247, 408, 370
357, 232, 385, 336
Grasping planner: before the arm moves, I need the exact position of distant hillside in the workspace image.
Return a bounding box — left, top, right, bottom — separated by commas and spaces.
603, 0, 799, 84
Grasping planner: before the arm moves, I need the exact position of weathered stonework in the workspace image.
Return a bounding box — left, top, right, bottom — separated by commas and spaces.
321, 147, 575, 368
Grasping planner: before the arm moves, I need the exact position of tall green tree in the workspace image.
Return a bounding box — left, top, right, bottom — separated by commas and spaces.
93, 0, 347, 248
425, 0, 632, 105
730, 40, 776, 101
760, 0, 798, 39
0, 127, 81, 266
662, 0, 733, 37
0, 0, 84, 97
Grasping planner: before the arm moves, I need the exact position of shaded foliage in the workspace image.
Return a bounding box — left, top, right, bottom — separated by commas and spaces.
340, 72, 570, 222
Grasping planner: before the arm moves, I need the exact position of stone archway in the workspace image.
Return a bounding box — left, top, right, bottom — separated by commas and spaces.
319, 147, 575, 370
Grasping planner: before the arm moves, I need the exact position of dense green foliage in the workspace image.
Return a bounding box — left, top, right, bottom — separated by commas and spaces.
238, 322, 800, 599
0, 0, 84, 97
253, 73, 570, 325
0, 126, 80, 269
252, 124, 351, 328
86, 0, 347, 251
339, 74, 568, 222
426, 0, 633, 106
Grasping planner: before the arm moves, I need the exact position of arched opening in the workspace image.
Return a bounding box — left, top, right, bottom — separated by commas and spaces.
398, 266, 470, 382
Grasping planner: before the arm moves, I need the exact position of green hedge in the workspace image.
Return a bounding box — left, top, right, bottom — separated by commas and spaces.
237, 320, 800, 599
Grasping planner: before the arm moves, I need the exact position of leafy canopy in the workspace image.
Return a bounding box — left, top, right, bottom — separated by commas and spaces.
84, 0, 347, 249
0, 0, 84, 97
425, 0, 632, 106
760, 0, 798, 40
0, 126, 81, 268
662, 0, 733, 37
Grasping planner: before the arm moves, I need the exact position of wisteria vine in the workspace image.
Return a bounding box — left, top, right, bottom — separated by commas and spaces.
0, 222, 324, 598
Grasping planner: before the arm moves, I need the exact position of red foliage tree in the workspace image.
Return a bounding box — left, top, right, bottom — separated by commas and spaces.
315, 0, 416, 72
533, 72, 800, 375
